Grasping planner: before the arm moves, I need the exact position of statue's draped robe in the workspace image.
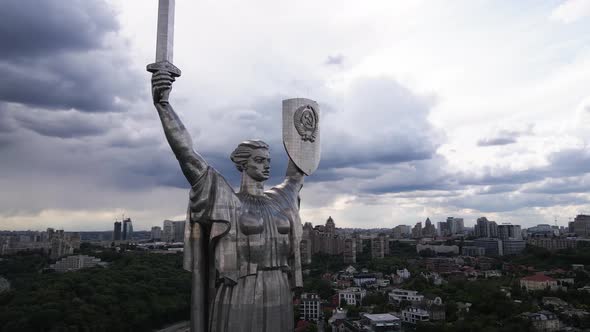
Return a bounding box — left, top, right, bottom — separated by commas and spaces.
183, 166, 303, 332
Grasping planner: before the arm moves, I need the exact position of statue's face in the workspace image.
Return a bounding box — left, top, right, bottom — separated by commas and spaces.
246, 148, 270, 181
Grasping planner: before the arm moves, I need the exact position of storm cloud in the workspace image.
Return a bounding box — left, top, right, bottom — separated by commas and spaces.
0, 0, 140, 112
2, 0, 590, 230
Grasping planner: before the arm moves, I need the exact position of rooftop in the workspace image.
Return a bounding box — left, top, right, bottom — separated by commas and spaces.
363, 313, 401, 322
521, 274, 556, 282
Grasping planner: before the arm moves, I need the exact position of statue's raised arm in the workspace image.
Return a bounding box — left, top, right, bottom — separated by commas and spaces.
151, 71, 207, 186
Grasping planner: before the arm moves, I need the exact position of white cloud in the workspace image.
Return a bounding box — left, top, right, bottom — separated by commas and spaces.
551, 0, 590, 23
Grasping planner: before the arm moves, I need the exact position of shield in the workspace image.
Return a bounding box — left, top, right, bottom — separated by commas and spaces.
282, 98, 321, 175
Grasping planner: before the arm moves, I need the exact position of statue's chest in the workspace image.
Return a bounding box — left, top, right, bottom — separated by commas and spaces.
238, 198, 291, 236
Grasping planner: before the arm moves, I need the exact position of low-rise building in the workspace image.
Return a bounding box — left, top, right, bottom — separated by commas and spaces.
524, 311, 560, 332
474, 238, 503, 256
527, 237, 576, 251
541, 297, 568, 309
361, 313, 401, 331
328, 308, 348, 331
462, 246, 486, 257
425, 297, 445, 321
416, 244, 459, 255
520, 274, 558, 292
353, 273, 376, 287
338, 287, 366, 306
396, 268, 411, 279
49, 255, 104, 273
502, 239, 526, 255
388, 289, 424, 303
424, 258, 458, 273
300, 293, 321, 322
401, 307, 430, 324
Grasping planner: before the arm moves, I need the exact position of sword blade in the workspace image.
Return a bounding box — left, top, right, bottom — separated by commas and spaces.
155, 0, 175, 63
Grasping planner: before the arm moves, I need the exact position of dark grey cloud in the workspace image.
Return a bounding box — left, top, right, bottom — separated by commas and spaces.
325, 54, 345, 65
477, 136, 517, 146
546, 148, 590, 176
477, 126, 534, 147
0, 0, 117, 57
0, 106, 16, 134
0, 0, 141, 112
475, 184, 521, 195
521, 176, 590, 194
11, 108, 110, 138
447, 192, 589, 213
458, 167, 543, 186
0, 49, 141, 112
320, 78, 441, 171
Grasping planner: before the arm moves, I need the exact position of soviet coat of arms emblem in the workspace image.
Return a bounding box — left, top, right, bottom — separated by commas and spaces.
282, 98, 321, 176
294, 105, 318, 142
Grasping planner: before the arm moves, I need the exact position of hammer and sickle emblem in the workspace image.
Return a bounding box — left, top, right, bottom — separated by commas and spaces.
294, 105, 318, 142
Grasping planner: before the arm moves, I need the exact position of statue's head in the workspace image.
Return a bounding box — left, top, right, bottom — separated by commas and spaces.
230, 139, 270, 182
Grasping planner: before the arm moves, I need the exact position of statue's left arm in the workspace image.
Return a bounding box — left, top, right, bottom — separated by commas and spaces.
285, 159, 305, 188
285, 159, 305, 288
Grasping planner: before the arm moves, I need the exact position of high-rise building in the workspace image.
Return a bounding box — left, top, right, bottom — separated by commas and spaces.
163, 220, 174, 242
325, 216, 336, 234
122, 218, 133, 240
412, 222, 422, 238
371, 234, 387, 259
437, 222, 449, 236
151, 226, 162, 241
497, 224, 522, 240
344, 238, 356, 264
573, 215, 590, 237
300, 218, 350, 263
300, 238, 312, 265
50, 230, 74, 259
393, 225, 411, 239
172, 221, 186, 243
475, 217, 498, 238
446, 217, 465, 235
113, 222, 122, 241
423, 218, 436, 237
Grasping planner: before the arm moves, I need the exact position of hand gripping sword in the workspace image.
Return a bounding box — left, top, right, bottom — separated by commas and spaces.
146, 0, 181, 77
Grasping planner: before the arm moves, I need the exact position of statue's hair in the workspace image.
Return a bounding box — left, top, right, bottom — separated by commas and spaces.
230, 139, 270, 172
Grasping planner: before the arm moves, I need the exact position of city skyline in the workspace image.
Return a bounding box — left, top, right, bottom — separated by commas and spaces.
3, 1, 590, 231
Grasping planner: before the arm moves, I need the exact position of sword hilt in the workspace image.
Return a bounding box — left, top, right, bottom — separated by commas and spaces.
146, 60, 181, 77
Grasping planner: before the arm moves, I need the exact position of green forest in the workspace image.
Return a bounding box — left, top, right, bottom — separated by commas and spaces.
0, 251, 191, 332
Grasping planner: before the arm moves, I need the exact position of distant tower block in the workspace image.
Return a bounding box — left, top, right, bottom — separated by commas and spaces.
113, 221, 122, 241
344, 238, 356, 263
325, 216, 335, 233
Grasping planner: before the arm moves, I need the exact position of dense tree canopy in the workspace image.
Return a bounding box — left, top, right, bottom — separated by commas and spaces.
0, 252, 191, 332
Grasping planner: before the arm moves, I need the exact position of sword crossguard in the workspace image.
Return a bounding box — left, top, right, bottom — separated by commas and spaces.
146, 60, 181, 77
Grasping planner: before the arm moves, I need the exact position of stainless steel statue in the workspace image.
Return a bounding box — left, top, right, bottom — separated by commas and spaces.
147, 1, 320, 331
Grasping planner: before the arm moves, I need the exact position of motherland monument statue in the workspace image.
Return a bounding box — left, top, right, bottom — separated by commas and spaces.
147, 1, 321, 331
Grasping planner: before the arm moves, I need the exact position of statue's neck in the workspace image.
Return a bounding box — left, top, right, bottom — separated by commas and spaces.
239, 173, 265, 196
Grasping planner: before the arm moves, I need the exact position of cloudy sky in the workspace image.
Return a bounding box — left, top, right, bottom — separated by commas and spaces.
2, 0, 590, 231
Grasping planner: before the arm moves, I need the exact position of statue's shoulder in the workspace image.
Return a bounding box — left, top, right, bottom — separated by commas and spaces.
189, 166, 240, 212
265, 176, 301, 209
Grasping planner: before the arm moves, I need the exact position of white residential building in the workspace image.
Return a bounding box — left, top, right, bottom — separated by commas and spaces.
49, 255, 104, 273
361, 313, 401, 331
388, 289, 424, 303
300, 293, 321, 321
338, 287, 367, 306
396, 268, 411, 279
402, 307, 430, 324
